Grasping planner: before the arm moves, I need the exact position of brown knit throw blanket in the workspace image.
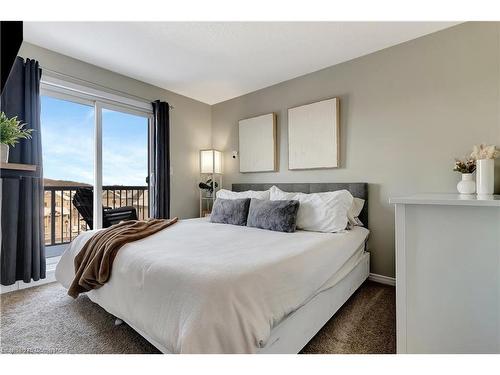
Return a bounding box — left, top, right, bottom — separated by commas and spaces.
68, 218, 178, 298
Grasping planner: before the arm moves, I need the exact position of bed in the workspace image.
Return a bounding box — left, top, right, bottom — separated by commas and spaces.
55, 182, 369, 354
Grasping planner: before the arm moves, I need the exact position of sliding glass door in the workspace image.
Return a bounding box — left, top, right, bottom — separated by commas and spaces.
102, 108, 150, 221
41, 95, 95, 257
40, 89, 152, 258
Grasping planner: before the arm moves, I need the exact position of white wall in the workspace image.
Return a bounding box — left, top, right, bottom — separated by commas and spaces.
19, 42, 212, 219
212, 22, 500, 278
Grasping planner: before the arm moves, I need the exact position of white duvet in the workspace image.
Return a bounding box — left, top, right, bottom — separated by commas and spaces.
56, 218, 369, 353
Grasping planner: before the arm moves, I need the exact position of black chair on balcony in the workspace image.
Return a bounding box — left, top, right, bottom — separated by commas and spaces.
72, 187, 138, 230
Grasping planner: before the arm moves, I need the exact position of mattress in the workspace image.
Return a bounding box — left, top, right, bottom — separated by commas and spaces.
56, 218, 369, 353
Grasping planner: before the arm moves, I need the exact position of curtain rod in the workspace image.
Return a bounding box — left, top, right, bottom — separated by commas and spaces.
41, 67, 175, 110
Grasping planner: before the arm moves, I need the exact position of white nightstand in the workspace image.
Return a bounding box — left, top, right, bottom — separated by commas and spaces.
390, 193, 500, 353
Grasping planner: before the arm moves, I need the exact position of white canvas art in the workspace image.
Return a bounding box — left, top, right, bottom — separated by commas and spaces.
288, 98, 339, 170
239, 113, 277, 172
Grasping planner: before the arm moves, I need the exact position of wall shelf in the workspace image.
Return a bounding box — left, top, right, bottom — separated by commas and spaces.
1, 162, 39, 179
1, 162, 37, 171
199, 173, 222, 217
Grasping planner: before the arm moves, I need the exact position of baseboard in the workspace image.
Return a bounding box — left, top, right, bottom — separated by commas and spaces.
0, 266, 56, 294
368, 273, 396, 286
0, 283, 19, 294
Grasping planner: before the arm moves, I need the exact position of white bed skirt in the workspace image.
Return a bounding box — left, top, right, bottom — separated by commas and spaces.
117, 252, 370, 354
259, 251, 370, 353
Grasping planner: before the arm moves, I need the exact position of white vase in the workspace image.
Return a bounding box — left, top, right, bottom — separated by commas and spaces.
476, 159, 494, 196
457, 173, 476, 195
0, 144, 9, 163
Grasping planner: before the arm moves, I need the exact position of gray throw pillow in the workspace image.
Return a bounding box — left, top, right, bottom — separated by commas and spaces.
247, 198, 300, 233
210, 198, 251, 226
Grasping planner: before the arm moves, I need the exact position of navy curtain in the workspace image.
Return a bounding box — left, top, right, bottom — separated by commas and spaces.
151, 100, 170, 219
1, 57, 45, 285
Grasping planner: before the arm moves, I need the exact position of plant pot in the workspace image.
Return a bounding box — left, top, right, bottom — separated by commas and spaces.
0, 144, 9, 163
457, 173, 476, 195
476, 159, 494, 195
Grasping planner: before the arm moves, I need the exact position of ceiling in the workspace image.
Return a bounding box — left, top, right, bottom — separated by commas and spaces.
24, 22, 459, 105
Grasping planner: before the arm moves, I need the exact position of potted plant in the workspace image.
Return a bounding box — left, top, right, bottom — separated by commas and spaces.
453, 156, 476, 195
0, 111, 33, 163
471, 144, 499, 196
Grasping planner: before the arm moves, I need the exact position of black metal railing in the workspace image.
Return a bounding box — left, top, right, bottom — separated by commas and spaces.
43, 185, 149, 246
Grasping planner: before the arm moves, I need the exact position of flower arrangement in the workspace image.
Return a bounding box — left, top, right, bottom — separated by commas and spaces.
453, 157, 476, 174
0, 111, 33, 147
470, 144, 499, 160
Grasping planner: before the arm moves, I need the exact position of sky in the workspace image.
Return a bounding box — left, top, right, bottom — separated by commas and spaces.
41, 96, 149, 186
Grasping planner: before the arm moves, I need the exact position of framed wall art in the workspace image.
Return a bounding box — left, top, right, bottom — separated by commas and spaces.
238, 113, 277, 173
288, 97, 339, 170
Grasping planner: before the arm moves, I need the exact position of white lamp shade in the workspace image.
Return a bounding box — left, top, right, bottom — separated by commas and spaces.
200, 149, 222, 174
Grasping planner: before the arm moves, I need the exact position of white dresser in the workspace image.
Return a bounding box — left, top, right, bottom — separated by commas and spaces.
390, 194, 500, 354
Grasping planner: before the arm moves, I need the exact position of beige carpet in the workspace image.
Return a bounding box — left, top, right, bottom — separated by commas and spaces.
0, 280, 395, 354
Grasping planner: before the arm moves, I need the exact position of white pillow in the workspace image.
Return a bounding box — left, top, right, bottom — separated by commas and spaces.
269, 186, 353, 233
347, 198, 365, 227
217, 189, 270, 200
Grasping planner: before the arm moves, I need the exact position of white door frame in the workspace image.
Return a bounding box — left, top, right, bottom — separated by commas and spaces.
93, 101, 103, 229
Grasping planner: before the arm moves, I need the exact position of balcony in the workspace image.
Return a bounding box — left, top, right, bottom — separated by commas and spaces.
44, 185, 149, 257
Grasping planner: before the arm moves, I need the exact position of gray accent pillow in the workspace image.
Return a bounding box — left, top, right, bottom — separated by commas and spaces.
210, 198, 251, 226
247, 199, 300, 233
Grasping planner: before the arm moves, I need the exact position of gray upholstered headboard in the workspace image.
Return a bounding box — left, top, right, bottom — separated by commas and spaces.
232, 183, 368, 228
